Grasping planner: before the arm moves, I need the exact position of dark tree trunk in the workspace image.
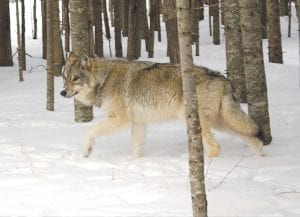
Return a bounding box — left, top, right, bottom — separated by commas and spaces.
33, 0, 37, 39
127, 0, 141, 60
21, 0, 26, 70
113, 0, 123, 57
42, 0, 47, 59
266, 0, 283, 63
94, 0, 104, 57
0, 0, 13, 66
63, 0, 70, 52
260, 0, 268, 39
163, 0, 180, 63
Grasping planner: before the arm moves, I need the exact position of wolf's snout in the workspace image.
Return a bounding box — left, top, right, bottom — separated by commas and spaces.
60, 90, 67, 97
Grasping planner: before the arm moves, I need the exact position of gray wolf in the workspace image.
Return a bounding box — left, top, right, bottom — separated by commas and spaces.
61, 52, 264, 158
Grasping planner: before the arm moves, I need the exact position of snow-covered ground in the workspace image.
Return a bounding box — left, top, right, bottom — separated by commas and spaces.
0, 2, 300, 216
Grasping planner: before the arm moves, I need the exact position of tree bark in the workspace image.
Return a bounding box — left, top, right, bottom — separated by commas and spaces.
21, 0, 26, 70
163, 0, 180, 63
53, 0, 65, 76
33, 0, 37, 39
46, 0, 54, 111
239, 0, 272, 145
113, 0, 123, 57
224, 0, 247, 103
127, 0, 141, 60
41, 0, 47, 59
70, 0, 94, 122
260, 0, 268, 39
266, 0, 283, 63
176, 1, 208, 216
0, 0, 13, 66
94, 0, 104, 57
63, 0, 70, 52
280, 0, 289, 16
211, 0, 220, 45
16, 0, 24, 81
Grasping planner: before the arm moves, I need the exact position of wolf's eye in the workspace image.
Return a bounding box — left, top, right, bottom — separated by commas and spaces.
72, 76, 80, 82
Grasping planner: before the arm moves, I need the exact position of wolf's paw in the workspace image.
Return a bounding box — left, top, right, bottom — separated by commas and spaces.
208, 147, 220, 158
83, 137, 95, 158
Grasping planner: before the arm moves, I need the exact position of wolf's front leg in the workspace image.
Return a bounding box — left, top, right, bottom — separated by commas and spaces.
83, 118, 128, 157
131, 123, 147, 158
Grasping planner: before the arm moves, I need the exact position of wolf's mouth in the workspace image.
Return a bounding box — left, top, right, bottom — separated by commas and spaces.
72, 91, 78, 97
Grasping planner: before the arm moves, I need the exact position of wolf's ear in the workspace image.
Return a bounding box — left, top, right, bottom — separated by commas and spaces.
81, 54, 90, 67
67, 51, 79, 63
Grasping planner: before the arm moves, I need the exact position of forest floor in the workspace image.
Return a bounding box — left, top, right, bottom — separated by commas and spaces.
0, 2, 300, 217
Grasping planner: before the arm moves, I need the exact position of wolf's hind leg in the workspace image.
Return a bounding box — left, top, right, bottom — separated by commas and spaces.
131, 123, 147, 158
201, 121, 221, 157
83, 118, 128, 157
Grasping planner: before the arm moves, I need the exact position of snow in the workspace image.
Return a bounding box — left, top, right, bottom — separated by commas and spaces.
1, 2, 300, 217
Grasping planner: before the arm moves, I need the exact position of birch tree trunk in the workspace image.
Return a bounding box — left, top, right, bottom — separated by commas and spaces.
46, 0, 54, 111
266, 0, 283, 63
239, 0, 272, 145
70, 0, 93, 122
176, 1, 207, 216
16, 0, 24, 81
224, 0, 247, 103
0, 0, 13, 66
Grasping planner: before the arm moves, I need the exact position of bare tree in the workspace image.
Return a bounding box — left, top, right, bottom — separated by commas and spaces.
163, 0, 180, 63
46, 0, 54, 111
224, 0, 247, 102
266, 0, 283, 63
176, 0, 207, 216
239, 0, 272, 145
0, 0, 13, 66
70, 0, 93, 122
33, 0, 37, 39
16, 0, 24, 81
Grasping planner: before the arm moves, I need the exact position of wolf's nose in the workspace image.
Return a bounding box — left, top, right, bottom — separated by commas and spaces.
60, 90, 67, 97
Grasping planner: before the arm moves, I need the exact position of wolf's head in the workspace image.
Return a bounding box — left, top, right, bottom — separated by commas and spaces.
60, 52, 97, 105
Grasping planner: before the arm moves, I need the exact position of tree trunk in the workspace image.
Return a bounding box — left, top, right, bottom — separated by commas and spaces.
121, 0, 129, 37
224, 0, 247, 103
0, 0, 13, 66
266, 0, 283, 63
33, 0, 37, 39
53, 0, 65, 76
94, 0, 104, 57
176, 0, 208, 216
41, 0, 47, 59
113, 0, 123, 57
127, 0, 141, 60
260, 0, 268, 39
280, 0, 289, 16
163, 0, 180, 63
16, 0, 24, 81
46, 0, 54, 111
239, 0, 272, 145
70, 0, 93, 122
21, 0, 26, 70
211, 0, 220, 45
63, 0, 70, 52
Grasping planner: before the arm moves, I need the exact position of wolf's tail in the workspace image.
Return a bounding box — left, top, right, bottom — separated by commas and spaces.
220, 95, 260, 138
